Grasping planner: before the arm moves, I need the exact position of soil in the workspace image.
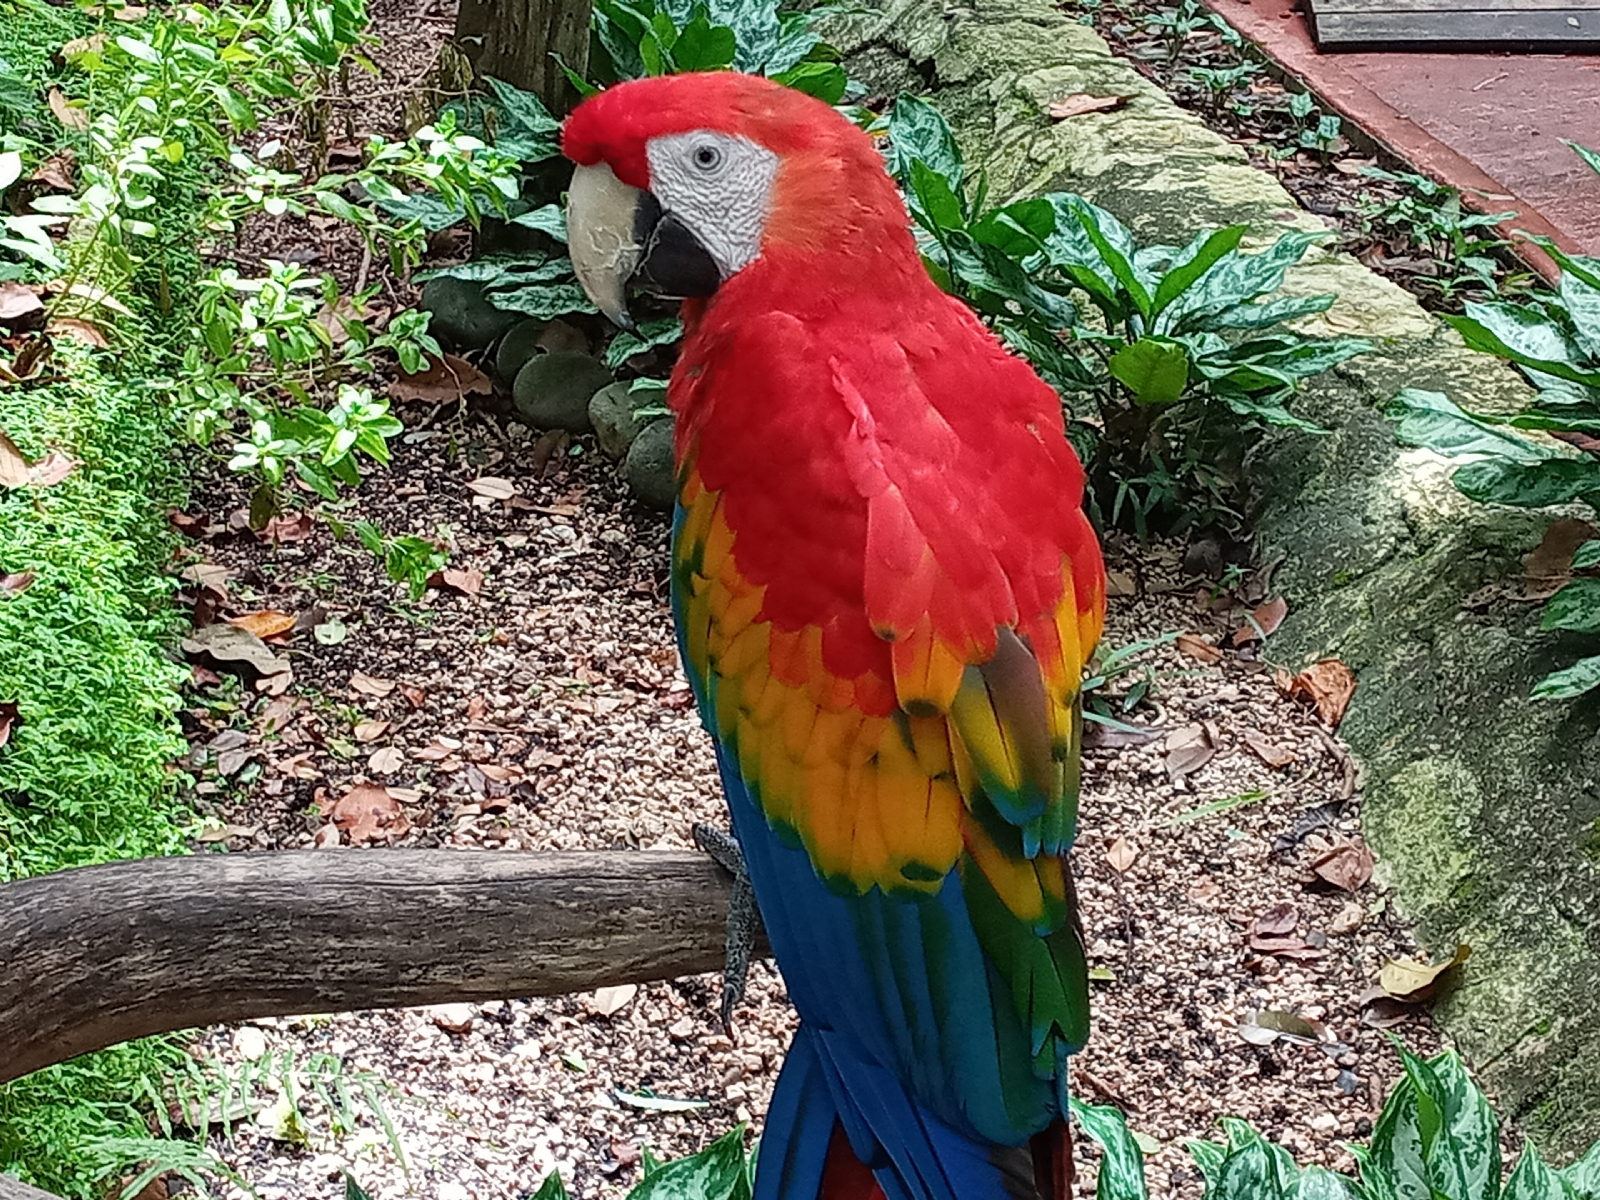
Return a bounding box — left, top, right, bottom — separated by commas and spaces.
156, 0, 1450, 1196
1074, 0, 1540, 311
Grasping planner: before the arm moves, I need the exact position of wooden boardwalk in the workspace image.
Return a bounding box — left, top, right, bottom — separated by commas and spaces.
1307, 0, 1600, 48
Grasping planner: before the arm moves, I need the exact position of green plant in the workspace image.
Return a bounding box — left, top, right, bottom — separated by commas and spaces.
883, 95, 1371, 537
1385, 143, 1600, 698
1186, 61, 1262, 113
1142, 0, 1238, 61
1355, 167, 1519, 304
353, 519, 450, 599
1080, 631, 1182, 727
527, 1124, 755, 1200
1284, 90, 1343, 160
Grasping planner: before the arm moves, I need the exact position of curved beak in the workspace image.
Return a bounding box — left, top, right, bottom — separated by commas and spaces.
566, 162, 724, 332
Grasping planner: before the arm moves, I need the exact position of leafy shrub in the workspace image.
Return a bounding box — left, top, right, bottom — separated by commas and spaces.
882, 95, 1371, 537
1354, 167, 1521, 306
1387, 141, 1600, 699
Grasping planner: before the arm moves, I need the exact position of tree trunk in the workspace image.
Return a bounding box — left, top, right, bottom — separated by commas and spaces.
454, 0, 594, 117
0, 849, 759, 1087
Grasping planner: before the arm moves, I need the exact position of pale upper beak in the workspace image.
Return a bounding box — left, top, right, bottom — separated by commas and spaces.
565, 161, 723, 331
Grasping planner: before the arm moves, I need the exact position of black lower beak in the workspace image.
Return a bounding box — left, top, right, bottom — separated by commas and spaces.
633, 191, 722, 302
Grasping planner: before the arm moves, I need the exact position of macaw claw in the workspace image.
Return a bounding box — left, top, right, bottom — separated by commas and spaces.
692, 822, 761, 1037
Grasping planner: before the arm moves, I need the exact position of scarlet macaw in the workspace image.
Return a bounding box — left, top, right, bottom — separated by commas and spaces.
562, 72, 1106, 1200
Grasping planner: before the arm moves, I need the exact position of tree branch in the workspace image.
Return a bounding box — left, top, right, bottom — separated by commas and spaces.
0, 849, 755, 1087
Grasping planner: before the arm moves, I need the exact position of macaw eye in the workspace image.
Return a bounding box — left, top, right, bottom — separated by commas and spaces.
692, 143, 723, 171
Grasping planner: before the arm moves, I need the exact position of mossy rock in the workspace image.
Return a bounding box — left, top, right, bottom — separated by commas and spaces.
511, 352, 613, 434
419, 276, 519, 351
625, 417, 676, 510
590, 381, 668, 461
494, 319, 548, 384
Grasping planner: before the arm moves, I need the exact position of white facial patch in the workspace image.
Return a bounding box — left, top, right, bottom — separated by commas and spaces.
645, 131, 780, 282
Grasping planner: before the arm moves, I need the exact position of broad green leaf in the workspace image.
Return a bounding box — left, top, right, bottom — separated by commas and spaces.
672, 14, 738, 71
1151, 224, 1247, 318
771, 60, 847, 103
1387, 388, 1555, 465
701, 0, 782, 71
529, 1168, 569, 1200
1164, 230, 1327, 333
1062, 196, 1151, 320
615, 1088, 709, 1112
604, 317, 682, 368
1215, 389, 1327, 433
1532, 654, 1600, 700
486, 77, 561, 140
1401, 1048, 1499, 1200
909, 158, 965, 234
1295, 1165, 1361, 1200
344, 1174, 374, 1200
1543, 579, 1600, 633
1560, 1141, 1600, 1196
1447, 305, 1600, 392
971, 198, 1056, 262
1574, 541, 1600, 570
1569, 140, 1600, 179
1452, 458, 1600, 508
944, 230, 1075, 328
1185, 1139, 1227, 1194
1506, 1143, 1580, 1200
1559, 269, 1600, 358
509, 203, 569, 242
1365, 1071, 1428, 1200
1043, 193, 1142, 297
1216, 1138, 1287, 1200
1206, 293, 1334, 331
886, 95, 963, 193
1109, 339, 1189, 405
1227, 336, 1371, 379
1070, 1098, 1149, 1200
628, 1125, 748, 1200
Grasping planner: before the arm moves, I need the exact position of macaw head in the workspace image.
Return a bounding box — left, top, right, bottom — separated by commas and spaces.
561, 72, 913, 329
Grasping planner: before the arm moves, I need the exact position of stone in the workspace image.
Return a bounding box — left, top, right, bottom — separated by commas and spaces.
511, 352, 613, 434
589, 381, 668, 461
838, 0, 1600, 1157
625, 418, 676, 510
419, 276, 519, 351
494, 318, 547, 384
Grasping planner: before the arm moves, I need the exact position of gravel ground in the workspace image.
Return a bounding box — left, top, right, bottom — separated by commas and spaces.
162, 2, 1447, 1196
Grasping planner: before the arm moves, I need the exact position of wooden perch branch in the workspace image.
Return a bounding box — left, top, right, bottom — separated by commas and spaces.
0, 849, 755, 1087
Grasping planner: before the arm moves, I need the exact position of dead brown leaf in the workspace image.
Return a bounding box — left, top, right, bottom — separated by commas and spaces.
588, 984, 638, 1017
0, 282, 44, 327
435, 566, 484, 597
1242, 729, 1295, 768
353, 719, 390, 743
1048, 93, 1133, 120
1380, 943, 1469, 1003
58, 33, 108, 60
321, 784, 410, 844
1175, 633, 1222, 664
47, 89, 89, 130
1251, 903, 1298, 938
258, 696, 297, 734
181, 623, 290, 680
1284, 658, 1357, 728
26, 450, 76, 487
387, 353, 491, 403
1311, 838, 1374, 892
1104, 837, 1138, 873
1522, 517, 1599, 599
465, 476, 517, 501
0, 432, 29, 487
1105, 570, 1137, 597
415, 738, 458, 762
30, 151, 75, 192
350, 671, 395, 697
228, 610, 297, 640
1232, 595, 1288, 646
1, 571, 36, 596
260, 511, 312, 543
367, 745, 405, 774
401, 684, 427, 709
0, 700, 18, 750
49, 317, 109, 348
1164, 722, 1216, 780
179, 561, 231, 599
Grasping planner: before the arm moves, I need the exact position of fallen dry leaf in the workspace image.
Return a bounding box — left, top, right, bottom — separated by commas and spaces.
0, 282, 44, 327
353, 719, 391, 743
367, 745, 405, 774
313, 823, 341, 848
228, 610, 297, 640
1, 571, 36, 596
350, 671, 395, 697
387, 353, 492, 403
401, 684, 427, 708
1175, 633, 1222, 664
30, 151, 74, 191
47, 89, 89, 130
589, 984, 638, 1017
179, 561, 232, 599
1048, 93, 1133, 120
433, 566, 484, 597
321, 784, 410, 844
58, 32, 109, 60
1104, 837, 1138, 874
1380, 944, 1470, 1003
258, 696, 297, 733
1311, 839, 1374, 892
1242, 729, 1295, 768
430, 1003, 476, 1034
0, 432, 29, 487
1237, 1009, 1327, 1047
415, 738, 457, 762
466, 476, 517, 501
26, 451, 76, 487
1251, 903, 1298, 938
260, 511, 312, 542
1105, 570, 1137, 598
48, 318, 109, 348
1522, 517, 1599, 599
1284, 658, 1357, 729
1163, 722, 1216, 780
181, 623, 290, 679
0, 700, 18, 750
1329, 899, 1366, 936
1233, 595, 1288, 645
